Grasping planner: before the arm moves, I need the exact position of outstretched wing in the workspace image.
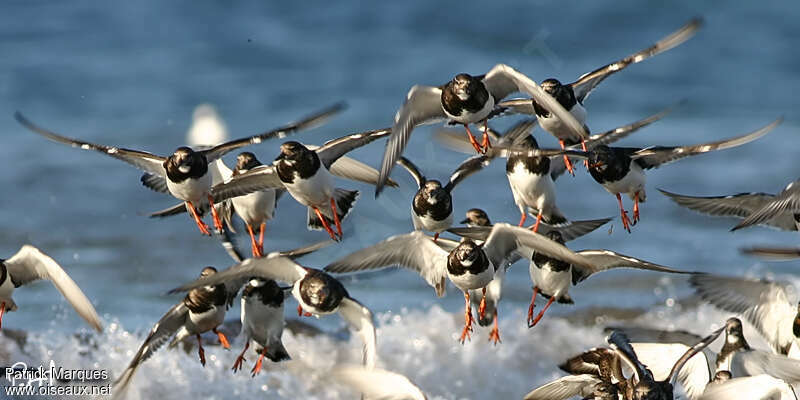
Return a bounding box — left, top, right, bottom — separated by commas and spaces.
111, 303, 188, 399
5, 245, 102, 332
15, 112, 167, 176
733, 180, 800, 231
338, 297, 377, 369
201, 102, 346, 162
690, 274, 798, 355
325, 231, 449, 297
168, 255, 308, 293
659, 189, 799, 231
483, 223, 594, 271
523, 374, 604, 400
631, 118, 780, 169
571, 249, 694, 285
377, 85, 446, 195
570, 18, 702, 102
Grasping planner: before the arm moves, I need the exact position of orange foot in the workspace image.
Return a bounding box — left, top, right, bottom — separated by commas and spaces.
231, 342, 249, 373
214, 327, 230, 349
251, 348, 267, 377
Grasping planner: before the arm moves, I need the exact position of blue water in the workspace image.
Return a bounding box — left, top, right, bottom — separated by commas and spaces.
1, 1, 799, 399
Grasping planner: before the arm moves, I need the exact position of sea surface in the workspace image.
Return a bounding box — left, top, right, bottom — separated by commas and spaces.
1, 1, 799, 399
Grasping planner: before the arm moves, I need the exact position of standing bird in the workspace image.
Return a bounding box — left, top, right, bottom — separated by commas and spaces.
376, 63, 588, 195
0, 245, 102, 332
498, 18, 702, 175
112, 266, 233, 399
168, 254, 377, 369
14, 103, 344, 235
585, 119, 780, 232
325, 224, 593, 343
659, 185, 800, 232
435, 108, 672, 231
211, 128, 397, 241
690, 274, 800, 359
233, 278, 291, 376
396, 156, 489, 241
450, 210, 611, 343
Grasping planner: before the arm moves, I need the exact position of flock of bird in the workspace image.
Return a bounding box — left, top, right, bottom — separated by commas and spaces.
3, 16, 800, 400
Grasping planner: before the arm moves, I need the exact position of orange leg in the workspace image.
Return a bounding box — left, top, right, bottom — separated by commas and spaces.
232, 341, 250, 372
478, 287, 487, 320
251, 347, 267, 377
518, 212, 527, 227
632, 192, 640, 225
213, 327, 230, 349
488, 309, 501, 345
464, 124, 483, 154
459, 292, 474, 344
313, 207, 339, 241
526, 286, 539, 327
581, 139, 589, 168
433, 232, 440, 242
246, 224, 263, 258
296, 305, 311, 317
330, 197, 342, 238
530, 211, 543, 233
0, 302, 4, 331
186, 201, 211, 235
197, 334, 206, 367
480, 120, 491, 152
616, 193, 632, 233
529, 295, 556, 327
559, 140, 576, 176
258, 223, 266, 254
208, 195, 224, 232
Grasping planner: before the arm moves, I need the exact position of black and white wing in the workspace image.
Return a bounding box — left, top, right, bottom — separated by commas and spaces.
15, 112, 167, 176
377, 85, 446, 195
448, 218, 610, 245
733, 180, 800, 231
200, 102, 346, 162
570, 18, 702, 103
483, 64, 588, 139
396, 157, 426, 189
607, 330, 653, 383
571, 249, 694, 285
698, 375, 798, 400
482, 223, 594, 271
325, 231, 449, 297
659, 189, 799, 231
210, 165, 284, 202
740, 246, 800, 260
444, 155, 490, 193
338, 297, 377, 369
111, 303, 188, 400
306, 143, 399, 188
5, 245, 102, 332
631, 118, 780, 170
550, 106, 672, 180
316, 128, 392, 169
523, 374, 606, 400
168, 254, 308, 293
690, 274, 798, 356
731, 350, 800, 383
331, 365, 427, 400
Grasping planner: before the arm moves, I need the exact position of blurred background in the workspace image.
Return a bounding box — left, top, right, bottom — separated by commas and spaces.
0, 1, 798, 399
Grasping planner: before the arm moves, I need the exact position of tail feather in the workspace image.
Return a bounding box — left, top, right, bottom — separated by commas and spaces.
308, 189, 359, 231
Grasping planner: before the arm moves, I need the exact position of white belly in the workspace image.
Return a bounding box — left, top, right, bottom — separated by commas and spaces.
186, 304, 226, 334
443, 95, 495, 125
601, 162, 647, 201
411, 210, 453, 233
506, 165, 557, 214
448, 263, 495, 292
231, 189, 276, 226
538, 103, 587, 142
529, 260, 572, 298
166, 172, 212, 203
241, 296, 285, 346
284, 167, 334, 209
788, 341, 800, 360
